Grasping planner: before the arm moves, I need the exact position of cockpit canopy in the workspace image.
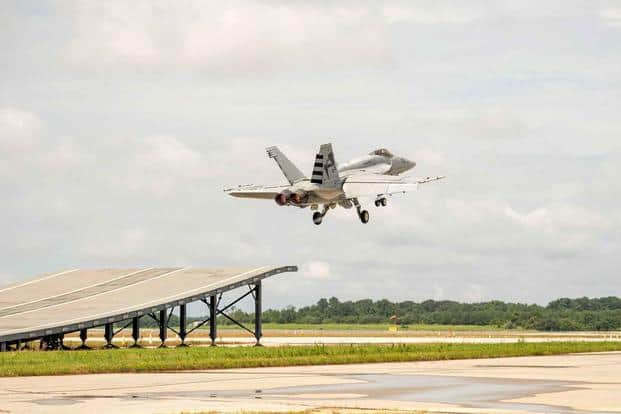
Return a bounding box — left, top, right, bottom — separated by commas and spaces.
369, 148, 394, 157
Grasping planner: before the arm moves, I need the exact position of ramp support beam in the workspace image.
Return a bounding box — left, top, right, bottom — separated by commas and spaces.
131, 317, 140, 347
77, 328, 90, 350
209, 295, 217, 346
159, 309, 167, 347
179, 304, 187, 345
104, 323, 114, 348
254, 281, 262, 345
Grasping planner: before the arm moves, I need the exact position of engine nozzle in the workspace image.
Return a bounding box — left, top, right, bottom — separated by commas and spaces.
289, 191, 307, 205
274, 191, 291, 206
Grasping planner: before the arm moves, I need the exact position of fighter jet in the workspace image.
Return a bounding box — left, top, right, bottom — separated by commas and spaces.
225, 144, 444, 225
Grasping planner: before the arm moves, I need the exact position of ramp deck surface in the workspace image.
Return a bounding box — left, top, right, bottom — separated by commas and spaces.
0, 266, 296, 342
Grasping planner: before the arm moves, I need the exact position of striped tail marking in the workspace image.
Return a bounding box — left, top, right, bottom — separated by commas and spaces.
311, 153, 324, 184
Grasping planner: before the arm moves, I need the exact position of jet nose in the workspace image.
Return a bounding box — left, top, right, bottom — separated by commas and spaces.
403, 158, 416, 171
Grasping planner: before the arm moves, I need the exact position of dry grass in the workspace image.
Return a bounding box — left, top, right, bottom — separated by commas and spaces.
1, 341, 621, 377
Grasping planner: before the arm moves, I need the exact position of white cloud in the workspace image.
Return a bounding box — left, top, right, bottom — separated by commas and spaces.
136, 135, 201, 169
600, 8, 621, 28
413, 148, 446, 167
181, 4, 387, 72
0, 107, 41, 152
382, 4, 483, 24
40, 141, 93, 168
465, 110, 529, 140
81, 227, 147, 258
303, 261, 332, 280
64, 1, 497, 73
117, 135, 205, 196
437, 198, 610, 255
67, 2, 159, 66
66, 1, 389, 72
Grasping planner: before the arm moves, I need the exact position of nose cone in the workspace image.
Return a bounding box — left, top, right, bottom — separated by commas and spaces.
402, 157, 416, 171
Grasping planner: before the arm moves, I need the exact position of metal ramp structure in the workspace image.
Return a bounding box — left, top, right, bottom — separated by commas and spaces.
0, 266, 297, 351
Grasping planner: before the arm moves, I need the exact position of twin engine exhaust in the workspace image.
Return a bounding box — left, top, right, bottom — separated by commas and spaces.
275, 190, 307, 206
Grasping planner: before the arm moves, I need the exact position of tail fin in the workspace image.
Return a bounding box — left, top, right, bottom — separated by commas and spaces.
310, 143, 340, 186
266, 146, 306, 185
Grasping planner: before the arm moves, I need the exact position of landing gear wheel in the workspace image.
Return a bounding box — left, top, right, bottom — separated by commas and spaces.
380, 198, 387, 207
312, 212, 323, 225
374, 199, 381, 207
359, 210, 370, 224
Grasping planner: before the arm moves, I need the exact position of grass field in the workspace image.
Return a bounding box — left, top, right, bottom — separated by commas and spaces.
1, 342, 620, 377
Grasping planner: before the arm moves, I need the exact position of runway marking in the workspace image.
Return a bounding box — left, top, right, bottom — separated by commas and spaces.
0, 266, 269, 335
0, 268, 152, 313
0, 269, 79, 294
0, 268, 184, 320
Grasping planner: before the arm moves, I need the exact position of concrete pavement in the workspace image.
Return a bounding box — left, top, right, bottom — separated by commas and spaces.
1, 351, 620, 413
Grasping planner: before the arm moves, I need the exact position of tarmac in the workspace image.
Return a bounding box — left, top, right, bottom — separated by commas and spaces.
61, 333, 621, 348
1, 351, 620, 413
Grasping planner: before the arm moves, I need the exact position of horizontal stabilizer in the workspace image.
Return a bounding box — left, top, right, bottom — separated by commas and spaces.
224, 184, 289, 199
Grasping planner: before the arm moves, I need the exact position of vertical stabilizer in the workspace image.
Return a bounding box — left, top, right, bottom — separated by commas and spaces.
310, 143, 340, 186
266, 146, 306, 185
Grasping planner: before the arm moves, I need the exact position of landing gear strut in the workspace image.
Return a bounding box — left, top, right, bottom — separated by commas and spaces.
312, 212, 323, 225
312, 205, 330, 225
353, 198, 370, 224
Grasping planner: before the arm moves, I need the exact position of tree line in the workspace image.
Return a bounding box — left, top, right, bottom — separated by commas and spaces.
136, 296, 621, 331
242, 296, 621, 331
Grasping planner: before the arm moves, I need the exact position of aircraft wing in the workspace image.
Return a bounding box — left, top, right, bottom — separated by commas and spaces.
343, 174, 445, 199
413, 176, 446, 185
224, 184, 289, 199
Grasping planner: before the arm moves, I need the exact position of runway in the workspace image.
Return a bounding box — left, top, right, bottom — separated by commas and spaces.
60, 332, 621, 348
1, 351, 620, 413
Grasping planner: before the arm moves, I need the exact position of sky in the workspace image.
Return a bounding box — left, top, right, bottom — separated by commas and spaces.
1, 1, 620, 312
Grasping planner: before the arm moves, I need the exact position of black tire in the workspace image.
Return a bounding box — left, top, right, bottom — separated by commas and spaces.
374, 199, 381, 207
312, 212, 323, 225
360, 210, 370, 224
380, 198, 387, 207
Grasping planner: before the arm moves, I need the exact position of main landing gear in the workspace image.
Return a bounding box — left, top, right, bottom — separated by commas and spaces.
374, 197, 387, 207
312, 212, 323, 225
312, 204, 330, 225
353, 198, 370, 224
312, 201, 370, 225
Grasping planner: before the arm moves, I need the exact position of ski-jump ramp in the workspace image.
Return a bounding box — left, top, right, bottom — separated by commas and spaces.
0, 266, 297, 351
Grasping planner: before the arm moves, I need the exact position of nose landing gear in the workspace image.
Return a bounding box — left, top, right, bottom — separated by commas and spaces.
374, 197, 388, 207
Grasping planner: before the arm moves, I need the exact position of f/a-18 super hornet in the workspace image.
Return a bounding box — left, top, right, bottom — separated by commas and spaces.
225, 144, 444, 225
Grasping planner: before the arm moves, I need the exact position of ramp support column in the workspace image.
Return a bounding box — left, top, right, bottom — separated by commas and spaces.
254, 281, 262, 345
77, 329, 90, 350
209, 295, 217, 346
131, 317, 140, 347
0, 342, 6, 352
104, 323, 114, 348
179, 304, 187, 346
159, 309, 167, 347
